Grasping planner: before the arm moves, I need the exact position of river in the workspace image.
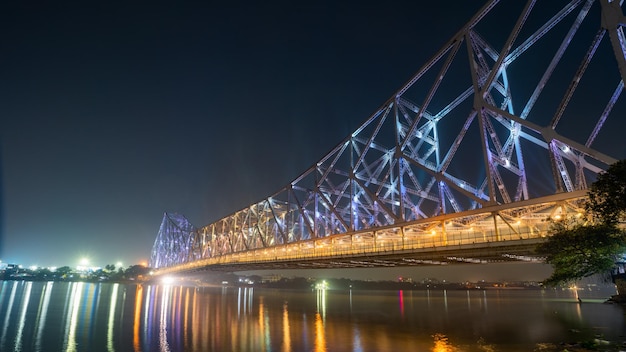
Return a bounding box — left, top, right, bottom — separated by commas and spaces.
0, 280, 624, 351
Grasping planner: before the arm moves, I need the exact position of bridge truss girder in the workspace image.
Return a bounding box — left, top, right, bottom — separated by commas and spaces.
154, 192, 588, 274
151, 0, 625, 269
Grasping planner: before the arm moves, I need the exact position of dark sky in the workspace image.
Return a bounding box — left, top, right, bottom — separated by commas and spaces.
1, 0, 484, 270
1, 1, 621, 281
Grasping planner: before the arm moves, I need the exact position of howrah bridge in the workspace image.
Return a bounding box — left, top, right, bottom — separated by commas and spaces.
150, 0, 626, 276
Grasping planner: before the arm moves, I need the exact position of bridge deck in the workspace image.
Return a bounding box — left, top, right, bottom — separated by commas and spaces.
154, 192, 584, 275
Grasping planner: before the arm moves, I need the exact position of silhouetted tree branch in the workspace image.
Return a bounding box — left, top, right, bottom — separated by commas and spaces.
537, 160, 626, 286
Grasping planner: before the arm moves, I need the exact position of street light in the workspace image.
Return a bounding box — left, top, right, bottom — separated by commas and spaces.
77, 258, 90, 272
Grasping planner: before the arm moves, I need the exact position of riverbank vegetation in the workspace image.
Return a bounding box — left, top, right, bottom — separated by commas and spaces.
537, 160, 626, 302
0, 263, 151, 283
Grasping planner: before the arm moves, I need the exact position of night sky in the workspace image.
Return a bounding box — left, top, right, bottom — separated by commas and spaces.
1, 1, 619, 281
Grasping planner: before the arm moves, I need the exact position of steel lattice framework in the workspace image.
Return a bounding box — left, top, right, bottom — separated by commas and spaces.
151, 213, 198, 268
151, 0, 626, 270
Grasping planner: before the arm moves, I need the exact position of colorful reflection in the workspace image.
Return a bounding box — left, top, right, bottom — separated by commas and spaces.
398, 290, 404, 317
133, 285, 143, 352
0, 282, 624, 351
314, 312, 326, 352
282, 303, 291, 352
432, 333, 457, 352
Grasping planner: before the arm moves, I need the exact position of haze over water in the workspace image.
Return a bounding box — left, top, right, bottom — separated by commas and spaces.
0, 280, 624, 351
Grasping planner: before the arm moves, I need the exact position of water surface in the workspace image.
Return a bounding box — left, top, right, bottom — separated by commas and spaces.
0, 281, 623, 351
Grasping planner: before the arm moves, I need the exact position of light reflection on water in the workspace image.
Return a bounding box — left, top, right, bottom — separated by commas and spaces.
0, 281, 623, 351
35, 281, 53, 351
13, 281, 31, 352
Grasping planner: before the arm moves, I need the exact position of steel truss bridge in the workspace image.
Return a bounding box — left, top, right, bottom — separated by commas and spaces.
151, 0, 626, 275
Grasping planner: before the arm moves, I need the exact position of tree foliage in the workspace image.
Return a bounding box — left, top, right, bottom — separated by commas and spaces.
585, 160, 626, 225
56, 266, 73, 277
537, 221, 626, 286
537, 160, 626, 286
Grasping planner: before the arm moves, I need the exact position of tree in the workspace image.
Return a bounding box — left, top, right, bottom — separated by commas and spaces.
537, 220, 625, 286
55, 266, 73, 279
34, 268, 53, 281
537, 160, 626, 286
125, 265, 150, 279
585, 160, 626, 225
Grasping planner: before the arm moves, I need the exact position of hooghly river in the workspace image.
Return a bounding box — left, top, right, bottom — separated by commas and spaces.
0, 281, 624, 351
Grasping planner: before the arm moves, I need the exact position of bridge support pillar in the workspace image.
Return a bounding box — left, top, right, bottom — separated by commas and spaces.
492, 212, 501, 242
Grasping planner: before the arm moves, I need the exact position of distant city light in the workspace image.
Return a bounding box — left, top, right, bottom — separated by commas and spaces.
76, 257, 99, 272
315, 280, 328, 290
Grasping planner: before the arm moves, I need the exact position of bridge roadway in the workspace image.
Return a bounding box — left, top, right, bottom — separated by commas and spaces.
153, 191, 586, 276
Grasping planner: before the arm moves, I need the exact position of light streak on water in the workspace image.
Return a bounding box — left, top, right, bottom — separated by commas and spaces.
349, 289, 352, 311
352, 325, 363, 352
143, 285, 153, 348
258, 297, 272, 351
483, 290, 488, 312
282, 302, 291, 352
398, 290, 405, 317
133, 285, 143, 352
316, 289, 326, 320
107, 283, 119, 352
0, 281, 18, 349
13, 281, 32, 352
35, 282, 54, 351
159, 286, 171, 352
65, 282, 84, 352
237, 287, 242, 317
184, 288, 190, 351
248, 287, 253, 314
314, 312, 326, 352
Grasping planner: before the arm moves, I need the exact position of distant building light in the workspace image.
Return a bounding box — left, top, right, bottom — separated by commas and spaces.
315, 280, 329, 290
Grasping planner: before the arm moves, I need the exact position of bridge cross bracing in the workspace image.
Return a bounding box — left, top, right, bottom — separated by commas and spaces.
151, 0, 626, 273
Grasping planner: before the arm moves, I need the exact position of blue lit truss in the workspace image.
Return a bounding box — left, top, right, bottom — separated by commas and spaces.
150, 213, 198, 268
151, 0, 626, 269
